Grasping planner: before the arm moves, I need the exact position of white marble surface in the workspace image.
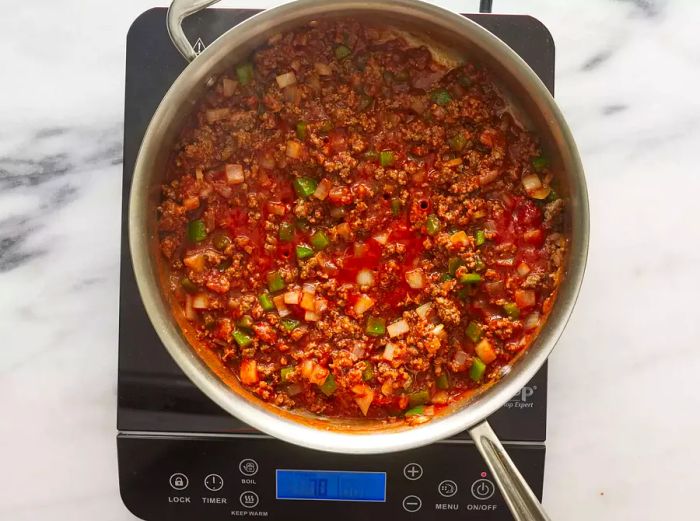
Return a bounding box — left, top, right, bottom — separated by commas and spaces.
1, 0, 698, 519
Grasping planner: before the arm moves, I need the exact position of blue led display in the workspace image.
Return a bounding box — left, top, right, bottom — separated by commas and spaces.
276, 469, 386, 502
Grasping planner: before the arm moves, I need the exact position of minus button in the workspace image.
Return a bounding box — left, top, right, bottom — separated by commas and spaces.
402, 495, 422, 512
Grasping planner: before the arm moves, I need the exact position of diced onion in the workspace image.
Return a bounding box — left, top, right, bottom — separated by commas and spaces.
353, 387, 375, 416
449, 230, 469, 246
284, 290, 301, 305
192, 293, 209, 309
415, 302, 432, 319
475, 339, 497, 364
515, 289, 536, 308
273, 295, 291, 317
372, 231, 389, 245
334, 223, 351, 240
354, 242, 369, 256
183, 252, 205, 272
276, 71, 297, 88
405, 268, 425, 289
517, 262, 531, 277
354, 294, 374, 315
195, 167, 203, 181
185, 295, 196, 320
286, 140, 303, 159
381, 379, 394, 397
422, 405, 435, 417
453, 350, 469, 370
205, 108, 230, 124
260, 153, 276, 170
267, 201, 286, 216
303, 283, 317, 295
524, 312, 540, 330
286, 383, 303, 396
313, 178, 331, 200
432, 324, 445, 337
351, 343, 365, 360
183, 196, 200, 210
522, 173, 542, 193
314, 62, 332, 76
300, 292, 316, 311
314, 298, 328, 314
432, 390, 449, 405
484, 281, 505, 297
356, 269, 375, 287
383, 342, 397, 361
387, 319, 409, 338
301, 359, 315, 379
305, 311, 321, 322
240, 359, 259, 385
222, 78, 237, 97
309, 365, 329, 385
225, 163, 244, 184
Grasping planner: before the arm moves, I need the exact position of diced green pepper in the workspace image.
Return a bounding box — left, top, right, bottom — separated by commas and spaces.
466, 321, 482, 343
295, 218, 311, 233
310, 230, 330, 251
212, 232, 232, 251
258, 293, 275, 311
426, 214, 441, 236
459, 273, 482, 284
218, 258, 232, 272
278, 222, 295, 243
319, 373, 337, 396
187, 219, 207, 242
365, 316, 386, 336
449, 132, 467, 152
503, 302, 520, 319
391, 198, 402, 216
296, 244, 314, 259
436, 373, 450, 390
380, 150, 395, 167
362, 362, 375, 381
232, 329, 253, 348
236, 63, 254, 86
280, 366, 295, 382
404, 405, 425, 417
267, 271, 285, 292
532, 155, 549, 172
296, 121, 308, 140
237, 315, 254, 329
439, 273, 454, 282
280, 318, 300, 332
180, 277, 198, 294
475, 230, 486, 246
431, 89, 452, 106
293, 177, 318, 198
408, 389, 430, 408
458, 74, 472, 88
335, 45, 352, 60
474, 255, 486, 272
358, 94, 373, 112
470, 358, 486, 382
448, 257, 465, 275
546, 188, 559, 202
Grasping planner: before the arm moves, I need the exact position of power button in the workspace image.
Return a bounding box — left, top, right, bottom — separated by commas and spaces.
471, 478, 495, 501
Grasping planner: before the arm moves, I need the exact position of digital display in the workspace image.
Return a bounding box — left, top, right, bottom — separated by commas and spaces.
276, 469, 386, 502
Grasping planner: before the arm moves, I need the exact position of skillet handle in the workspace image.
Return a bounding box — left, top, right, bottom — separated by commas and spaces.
469, 421, 551, 521
167, 0, 223, 61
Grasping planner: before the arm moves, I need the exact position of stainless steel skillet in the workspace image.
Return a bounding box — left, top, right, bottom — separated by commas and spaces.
129, 1, 589, 519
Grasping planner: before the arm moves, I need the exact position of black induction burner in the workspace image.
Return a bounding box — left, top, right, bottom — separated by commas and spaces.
118, 8, 555, 520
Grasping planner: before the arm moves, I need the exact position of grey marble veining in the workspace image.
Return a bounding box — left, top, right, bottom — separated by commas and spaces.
1, 1, 698, 520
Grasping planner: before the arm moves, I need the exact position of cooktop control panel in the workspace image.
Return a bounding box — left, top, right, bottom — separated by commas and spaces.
118, 435, 544, 520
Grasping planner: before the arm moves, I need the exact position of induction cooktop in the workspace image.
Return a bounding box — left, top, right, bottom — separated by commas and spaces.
118, 7, 555, 520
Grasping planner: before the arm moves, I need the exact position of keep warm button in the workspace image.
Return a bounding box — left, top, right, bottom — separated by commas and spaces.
471, 479, 495, 501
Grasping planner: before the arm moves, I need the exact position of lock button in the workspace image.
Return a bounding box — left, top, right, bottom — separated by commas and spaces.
169, 473, 189, 491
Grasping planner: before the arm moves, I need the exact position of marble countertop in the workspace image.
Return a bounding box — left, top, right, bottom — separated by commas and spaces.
1, 0, 698, 519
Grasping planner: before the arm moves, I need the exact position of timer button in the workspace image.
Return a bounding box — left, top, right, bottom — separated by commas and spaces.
239, 459, 259, 476
471, 478, 495, 501
240, 490, 259, 509
403, 462, 423, 481
204, 473, 224, 492
402, 495, 422, 512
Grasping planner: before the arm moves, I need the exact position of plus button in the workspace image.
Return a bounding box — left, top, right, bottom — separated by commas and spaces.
403, 463, 423, 481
